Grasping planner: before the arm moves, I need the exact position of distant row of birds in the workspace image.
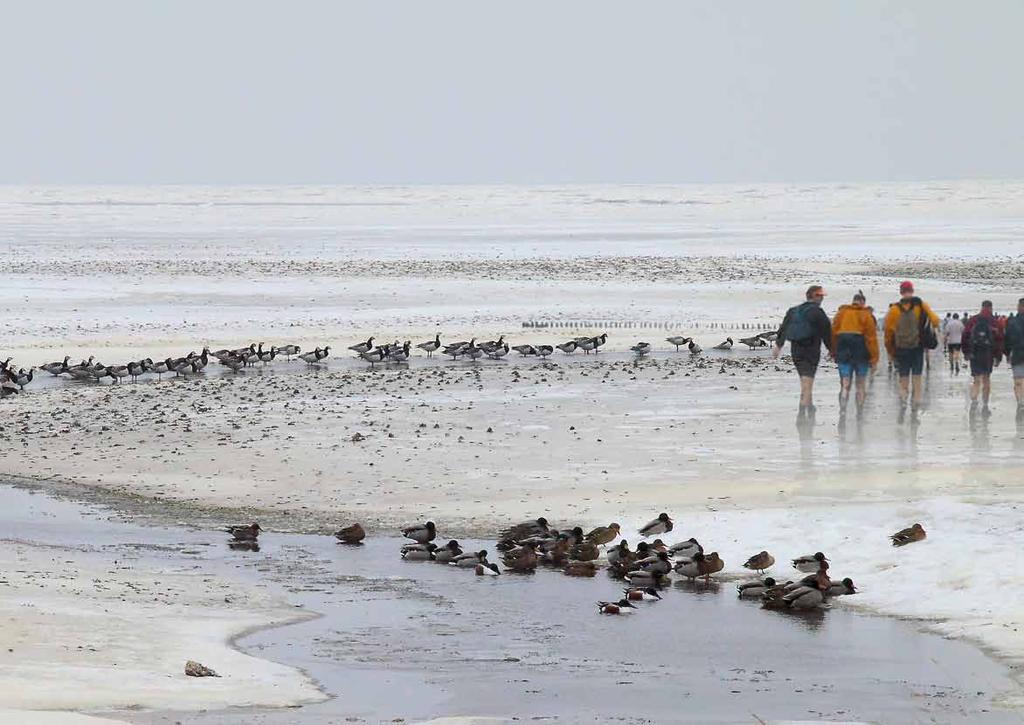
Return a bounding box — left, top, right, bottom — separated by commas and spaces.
2, 328, 780, 395
222, 514, 926, 614
0, 342, 328, 393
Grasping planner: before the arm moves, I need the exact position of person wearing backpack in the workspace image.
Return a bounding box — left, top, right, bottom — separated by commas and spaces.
772, 284, 833, 421
962, 300, 1005, 417
1005, 300, 1024, 421
830, 290, 879, 419
883, 281, 940, 421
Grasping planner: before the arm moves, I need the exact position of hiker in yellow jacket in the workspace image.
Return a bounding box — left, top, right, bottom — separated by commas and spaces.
831, 291, 879, 419
883, 281, 940, 421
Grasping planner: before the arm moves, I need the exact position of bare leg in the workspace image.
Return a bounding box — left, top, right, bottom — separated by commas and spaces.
855, 375, 867, 409
911, 373, 923, 408
838, 376, 851, 414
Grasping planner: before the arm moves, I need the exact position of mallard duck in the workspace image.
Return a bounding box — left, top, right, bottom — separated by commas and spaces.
502, 543, 539, 572
742, 551, 775, 574
890, 523, 926, 547
451, 550, 490, 568
570, 541, 600, 562
402, 521, 437, 544
540, 536, 571, 566
564, 560, 598, 577
792, 552, 828, 573
585, 523, 621, 546
226, 522, 261, 542
668, 538, 702, 558
763, 584, 826, 611
563, 526, 585, 547
623, 569, 668, 587
737, 577, 777, 599
606, 540, 633, 567
674, 552, 724, 582
334, 523, 366, 545
401, 543, 437, 561
825, 577, 857, 597
475, 562, 501, 576
634, 551, 672, 575
638, 513, 673, 537
433, 540, 463, 563
597, 598, 638, 614
499, 517, 549, 541
624, 586, 662, 601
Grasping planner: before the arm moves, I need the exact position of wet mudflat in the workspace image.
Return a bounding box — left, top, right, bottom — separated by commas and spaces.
3, 487, 1007, 725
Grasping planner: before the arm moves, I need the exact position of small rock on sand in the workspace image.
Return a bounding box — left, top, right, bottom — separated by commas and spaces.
185, 660, 220, 677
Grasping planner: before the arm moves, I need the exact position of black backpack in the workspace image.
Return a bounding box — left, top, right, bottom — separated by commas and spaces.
785, 302, 814, 343
970, 315, 994, 354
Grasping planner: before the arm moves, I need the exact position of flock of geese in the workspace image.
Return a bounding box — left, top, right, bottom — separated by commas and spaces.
224, 513, 928, 615
1, 329, 780, 396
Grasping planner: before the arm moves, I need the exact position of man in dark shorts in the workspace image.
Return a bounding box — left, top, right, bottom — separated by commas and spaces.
962, 300, 1004, 418
883, 281, 940, 421
772, 285, 833, 421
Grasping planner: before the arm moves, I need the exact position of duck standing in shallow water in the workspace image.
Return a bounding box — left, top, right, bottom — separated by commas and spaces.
402, 521, 437, 544
334, 523, 366, 545
890, 523, 926, 546
638, 513, 673, 537
585, 523, 620, 547
597, 598, 638, 615
227, 522, 261, 542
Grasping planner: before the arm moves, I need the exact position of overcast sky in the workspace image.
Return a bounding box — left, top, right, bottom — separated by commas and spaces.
3, 2, 1022, 184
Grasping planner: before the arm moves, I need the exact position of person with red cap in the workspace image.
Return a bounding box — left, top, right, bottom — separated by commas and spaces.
883, 281, 940, 422
772, 284, 833, 421
962, 300, 1005, 417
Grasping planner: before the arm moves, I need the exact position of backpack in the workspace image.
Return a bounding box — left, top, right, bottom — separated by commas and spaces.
1008, 315, 1024, 365
893, 303, 921, 349
970, 315, 994, 354
785, 303, 814, 343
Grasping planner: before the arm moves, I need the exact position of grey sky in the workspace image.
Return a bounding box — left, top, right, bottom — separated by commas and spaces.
3, 2, 1022, 184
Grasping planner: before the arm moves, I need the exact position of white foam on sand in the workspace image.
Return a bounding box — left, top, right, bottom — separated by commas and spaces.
0, 712, 130, 725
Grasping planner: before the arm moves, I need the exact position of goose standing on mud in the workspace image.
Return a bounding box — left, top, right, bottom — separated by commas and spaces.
388, 341, 412, 363
556, 340, 578, 354
298, 348, 324, 365
41, 356, 71, 376
9, 368, 35, 390
688, 339, 702, 355
630, 342, 652, 357
126, 359, 150, 382
349, 337, 375, 355
278, 344, 301, 360
487, 343, 510, 360
713, 337, 734, 351
417, 334, 441, 357
360, 346, 388, 366
512, 344, 537, 357
738, 335, 768, 350
666, 336, 691, 352
536, 344, 554, 358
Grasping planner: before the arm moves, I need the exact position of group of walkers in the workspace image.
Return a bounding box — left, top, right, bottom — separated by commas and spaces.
772, 280, 1024, 424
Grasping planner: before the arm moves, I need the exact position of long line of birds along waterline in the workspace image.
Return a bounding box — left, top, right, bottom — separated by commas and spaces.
0, 329, 780, 396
